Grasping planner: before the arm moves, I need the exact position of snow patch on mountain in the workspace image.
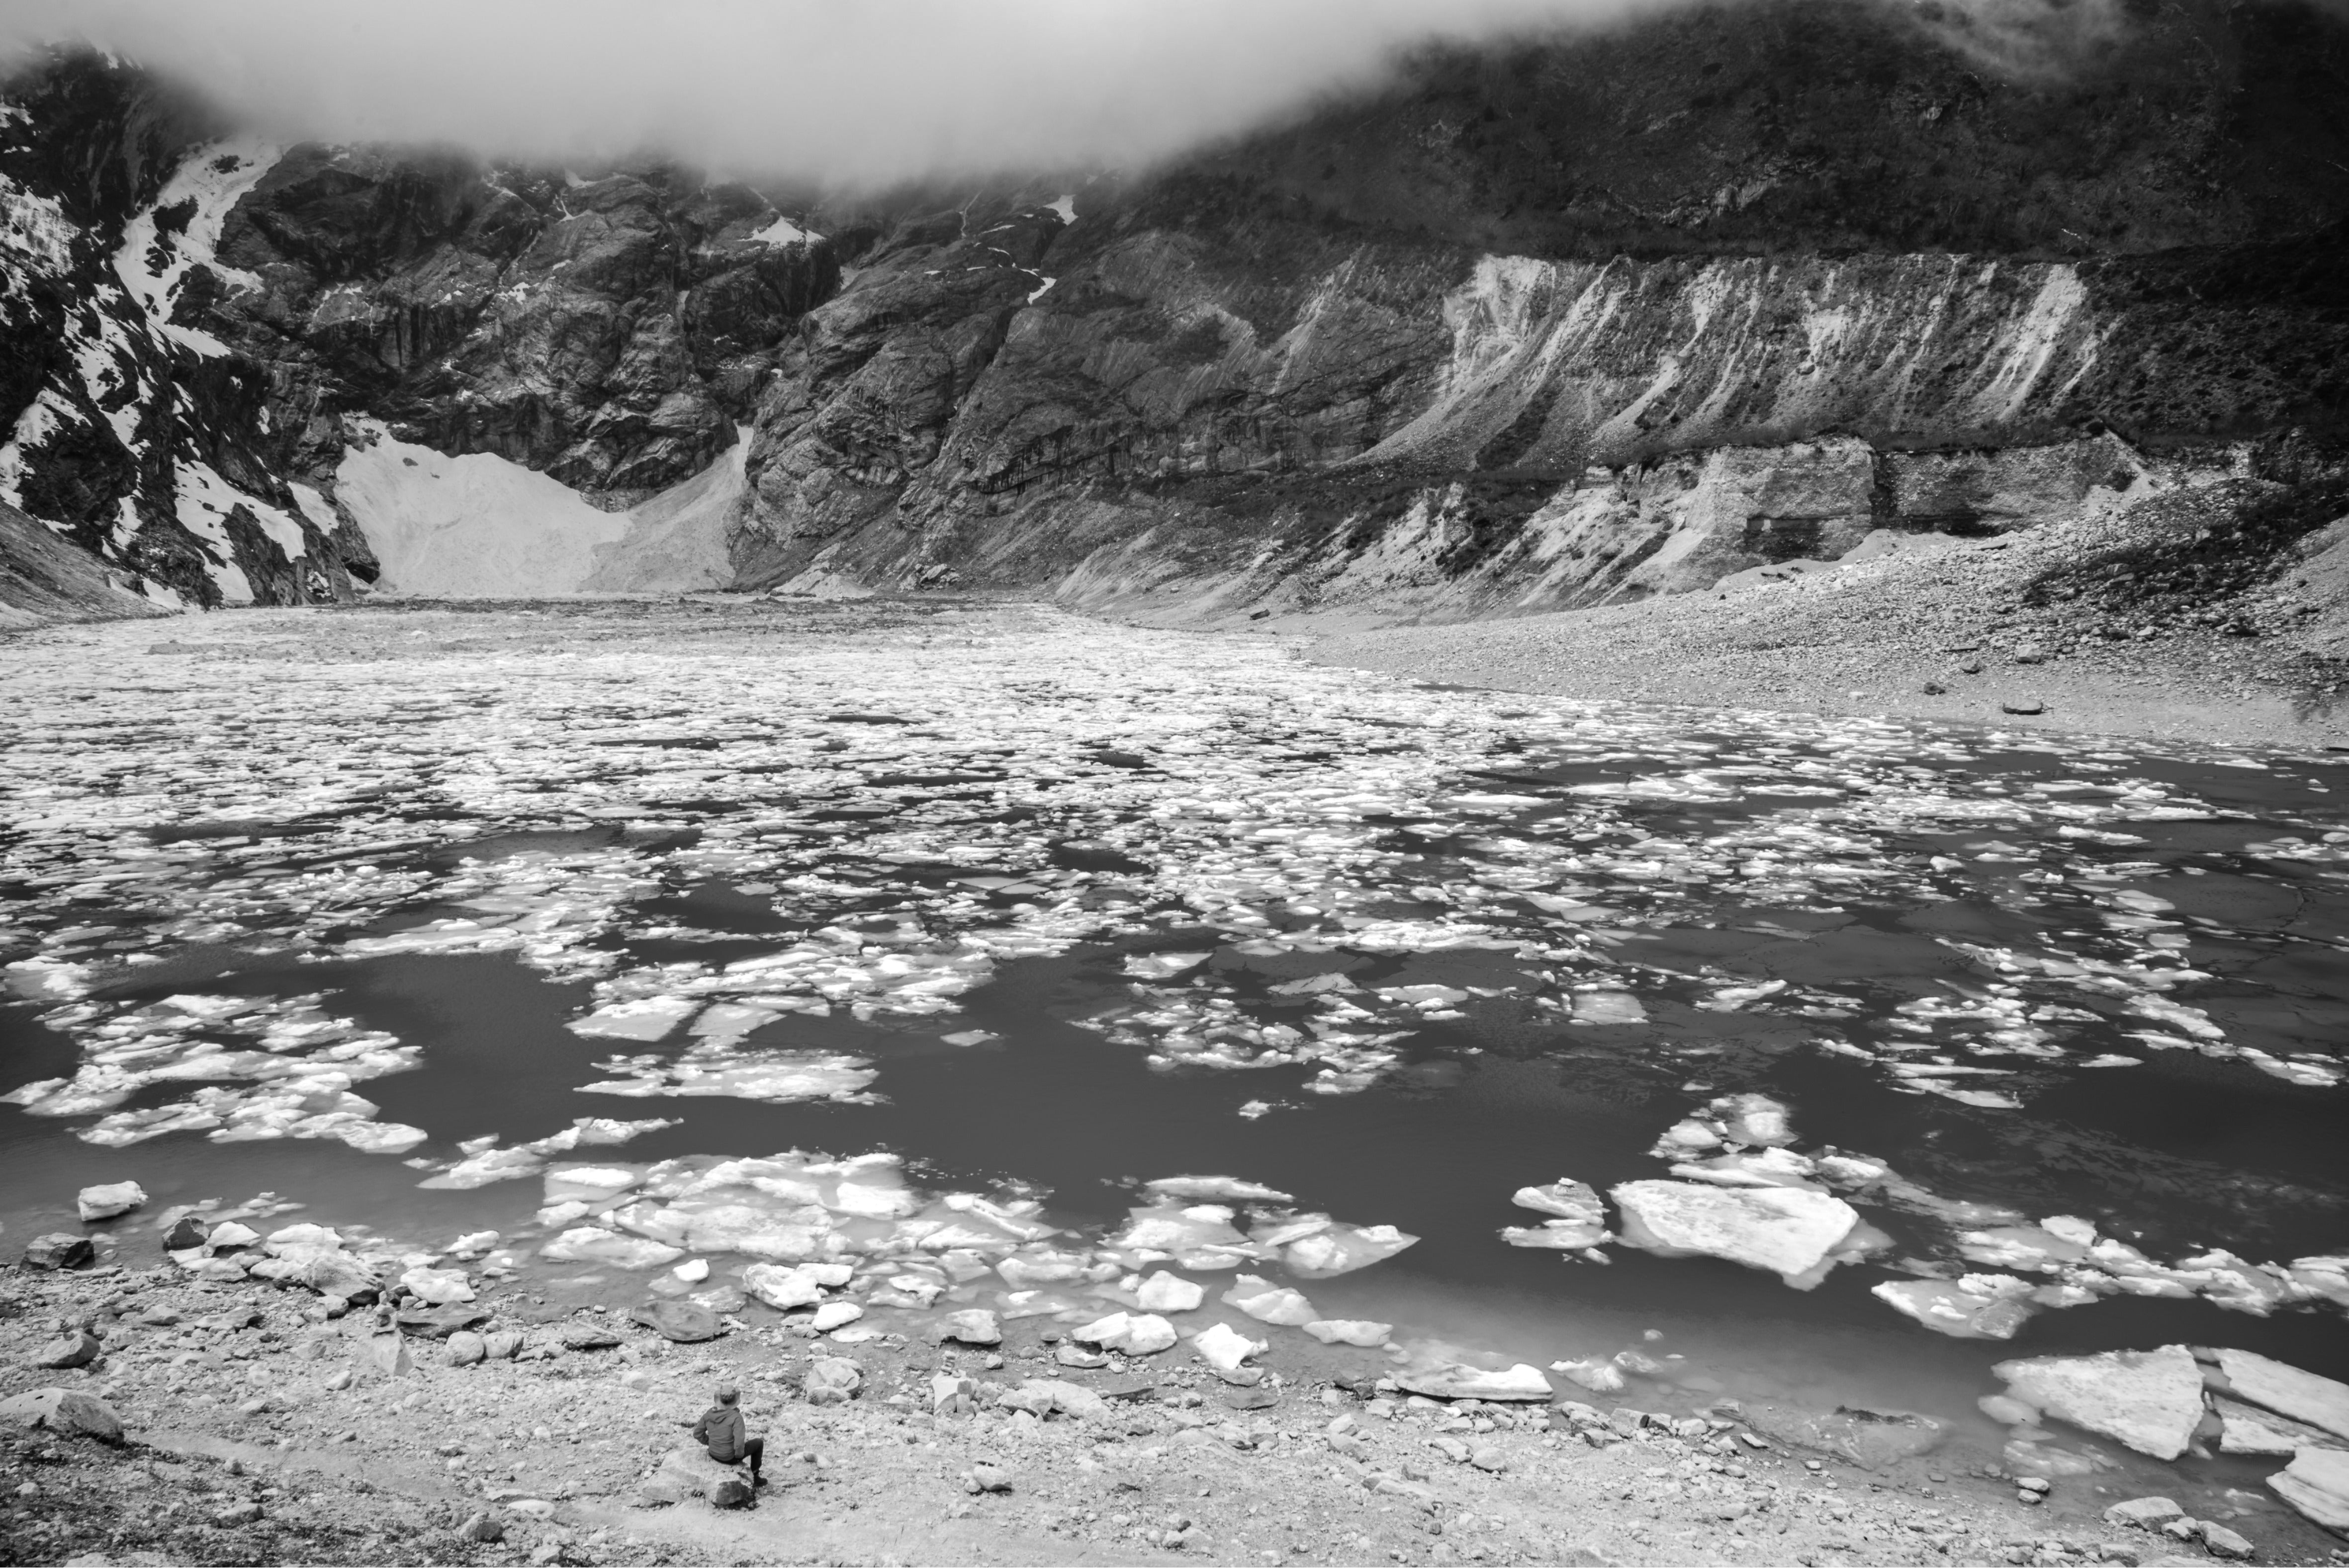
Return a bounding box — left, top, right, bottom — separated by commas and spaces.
580, 429, 749, 593
751, 214, 819, 246
112, 139, 282, 357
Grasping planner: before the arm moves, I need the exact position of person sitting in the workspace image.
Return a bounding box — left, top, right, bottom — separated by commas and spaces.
690, 1385, 765, 1487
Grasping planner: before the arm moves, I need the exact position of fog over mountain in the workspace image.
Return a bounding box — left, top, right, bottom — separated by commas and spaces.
0, 0, 2141, 183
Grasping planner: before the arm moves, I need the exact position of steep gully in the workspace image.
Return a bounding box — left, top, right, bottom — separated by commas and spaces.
1, 0, 2347, 627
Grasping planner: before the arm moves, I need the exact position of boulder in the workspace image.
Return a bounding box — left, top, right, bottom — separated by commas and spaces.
803, 1357, 862, 1405
0, 1388, 123, 1443
642, 1445, 736, 1503
711, 1478, 754, 1509
2196, 1521, 2254, 1560
447, 1332, 487, 1367
2211, 1347, 2349, 1443
2270, 1448, 2349, 1533
1993, 1345, 2206, 1460
1135, 1272, 1205, 1313
930, 1308, 1002, 1346
2103, 1496, 2184, 1529
364, 1331, 415, 1378
1611, 1181, 1866, 1288
23, 1233, 93, 1271
1395, 1364, 1553, 1403
964, 1464, 1012, 1494
457, 1511, 505, 1543
396, 1304, 490, 1339
76, 1181, 146, 1221
304, 1251, 380, 1302
631, 1299, 723, 1343
161, 1216, 209, 1251
32, 1330, 101, 1370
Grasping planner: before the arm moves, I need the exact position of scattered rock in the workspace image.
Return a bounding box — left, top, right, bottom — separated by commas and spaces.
964, 1464, 1012, 1494
457, 1511, 505, 1543
2000, 696, 2047, 715
2195, 1521, 2254, 1560
803, 1357, 862, 1405
23, 1234, 93, 1271
212, 1502, 264, 1527
0, 1389, 123, 1444
2269, 1447, 2349, 1532
630, 1299, 722, 1343
2104, 1497, 2185, 1530
397, 1304, 490, 1339
931, 1374, 979, 1416
304, 1252, 380, 1303
1219, 1386, 1278, 1411
559, 1324, 622, 1352
1469, 1445, 1509, 1473
1994, 1345, 2206, 1460
76, 1181, 145, 1221
1743, 1402, 1947, 1468
447, 1332, 487, 1367
32, 1330, 101, 1371
484, 1331, 525, 1360
365, 1332, 416, 1378
711, 1478, 754, 1509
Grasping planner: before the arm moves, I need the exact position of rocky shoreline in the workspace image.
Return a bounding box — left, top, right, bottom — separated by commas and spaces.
5, 1188, 2343, 1568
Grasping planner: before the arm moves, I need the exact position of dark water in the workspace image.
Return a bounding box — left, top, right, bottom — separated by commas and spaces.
2, 607, 2346, 1520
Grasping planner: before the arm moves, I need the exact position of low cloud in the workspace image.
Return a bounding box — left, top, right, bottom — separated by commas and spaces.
1, 0, 1675, 185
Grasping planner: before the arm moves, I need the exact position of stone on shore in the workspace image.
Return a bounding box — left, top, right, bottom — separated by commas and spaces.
76, 1181, 145, 1221
930, 1308, 1002, 1346
161, 1215, 208, 1251
457, 1511, 505, 1543
23, 1233, 93, 1271
1019, 1379, 1111, 1420
1611, 1180, 1865, 1287
0, 1388, 123, 1444
931, 1374, 978, 1415
2269, 1448, 2349, 1532
632, 1299, 723, 1343
447, 1332, 487, 1367
711, 1478, 754, 1509
804, 1357, 862, 1404
2211, 1347, 2349, 1442
304, 1251, 380, 1302
1395, 1364, 1553, 1403
2103, 1497, 2184, 1529
1993, 1345, 2206, 1460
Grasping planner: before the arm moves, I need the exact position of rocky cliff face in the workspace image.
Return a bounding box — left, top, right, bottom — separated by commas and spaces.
3, 0, 2347, 624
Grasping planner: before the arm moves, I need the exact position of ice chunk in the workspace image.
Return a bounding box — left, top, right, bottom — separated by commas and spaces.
1282, 1221, 1418, 1279
742, 1261, 850, 1309
1303, 1319, 1391, 1347
539, 1227, 682, 1269
811, 1301, 863, 1332
1073, 1311, 1178, 1356
1993, 1345, 2206, 1460
1143, 1175, 1295, 1204
76, 1181, 145, 1221
1505, 1178, 1608, 1247
1550, 1357, 1626, 1394
568, 996, 698, 1042
1190, 1321, 1267, 1372
2211, 1348, 2349, 1442
1611, 1180, 1867, 1289
1134, 1271, 1204, 1313
1396, 1363, 1553, 1402
2270, 1449, 2349, 1532
400, 1265, 474, 1305
1221, 1274, 1317, 1326
1872, 1277, 2038, 1340
1125, 953, 1211, 980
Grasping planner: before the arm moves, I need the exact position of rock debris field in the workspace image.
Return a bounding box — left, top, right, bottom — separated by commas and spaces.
3, 596, 2349, 1565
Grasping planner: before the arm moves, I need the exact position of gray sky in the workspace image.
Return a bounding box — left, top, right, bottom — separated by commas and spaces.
1, 0, 1677, 184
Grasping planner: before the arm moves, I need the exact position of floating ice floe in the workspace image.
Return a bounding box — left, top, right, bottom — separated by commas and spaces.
578, 1048, 880, 1104
1500, 1176, 1611, 1252
418, 1117, 674, 1189
1222, 1274, 1318, 1326
1611, 1180, 1881, 1289
1992, 1345, 2207, 1460
1134, 1271, 1205, 1312
1304, 1319, 1391, 1347
1394, 1361, 1553, 1402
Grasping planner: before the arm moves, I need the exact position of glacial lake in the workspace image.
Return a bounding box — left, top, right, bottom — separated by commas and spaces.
2, 599, 2343, 1511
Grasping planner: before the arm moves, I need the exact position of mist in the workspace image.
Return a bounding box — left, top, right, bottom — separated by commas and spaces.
0, 0, 1681, 186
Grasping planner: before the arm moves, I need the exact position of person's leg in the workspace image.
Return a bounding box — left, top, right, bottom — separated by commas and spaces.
745, 1436, 764, 1482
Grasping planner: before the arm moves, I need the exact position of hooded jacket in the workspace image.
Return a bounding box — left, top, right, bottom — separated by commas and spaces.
693, 1402, 748, 1462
